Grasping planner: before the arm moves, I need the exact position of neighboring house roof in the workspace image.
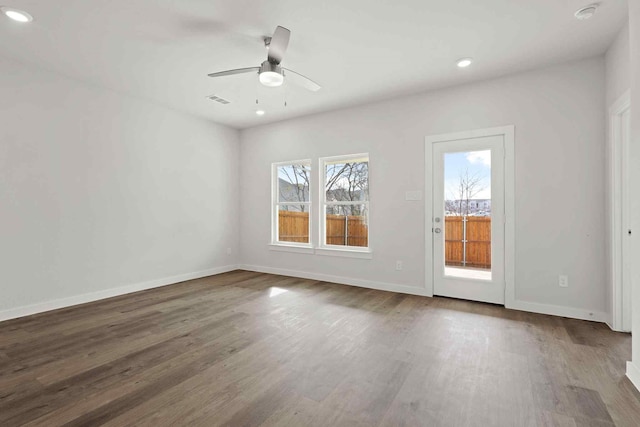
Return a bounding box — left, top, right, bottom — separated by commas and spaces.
326, 187, 367, 202
279, 178, 368, 204
278, 178, 310, 204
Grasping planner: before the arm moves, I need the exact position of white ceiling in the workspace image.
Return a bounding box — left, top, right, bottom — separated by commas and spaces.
0, 0, 628, 129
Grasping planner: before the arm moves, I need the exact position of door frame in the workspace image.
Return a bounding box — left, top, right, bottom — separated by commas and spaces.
609, 90, 631, 332
425, 126, 515, 305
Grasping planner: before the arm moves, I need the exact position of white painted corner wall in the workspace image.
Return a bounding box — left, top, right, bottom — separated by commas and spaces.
239, 57, 608, 323
604, 23, 631, 328
0, 55, 241, 321
605, 24, 631, 108
627, 0, 640, 391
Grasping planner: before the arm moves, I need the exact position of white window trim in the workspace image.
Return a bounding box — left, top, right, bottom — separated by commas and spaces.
268, 244, 315, 254
318, 153, 372, 255
271, 160, 312, 249
315, 247, 373, 259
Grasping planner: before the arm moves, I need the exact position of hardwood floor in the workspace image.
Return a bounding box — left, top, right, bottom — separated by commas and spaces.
1, 270, 639, 426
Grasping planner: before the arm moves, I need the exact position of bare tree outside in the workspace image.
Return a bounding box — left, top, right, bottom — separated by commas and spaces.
324, 159, 369, 247
278, 164, 310, 212
446, 168, 486, 216
325, 161, 368, 216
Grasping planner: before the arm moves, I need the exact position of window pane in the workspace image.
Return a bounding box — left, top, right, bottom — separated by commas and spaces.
278, 206, 309, 243
325, 204, 368, 247
278, 204, 310, 213
278, 164, 310, 203
443, 150, 491, 280
325, 160, 369, 202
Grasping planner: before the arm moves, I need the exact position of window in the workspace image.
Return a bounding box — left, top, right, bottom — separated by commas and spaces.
320, 154, 370, 250
272, 161, 311, 246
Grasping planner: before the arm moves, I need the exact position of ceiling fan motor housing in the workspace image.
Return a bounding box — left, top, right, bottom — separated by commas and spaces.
260, 61, 282, 75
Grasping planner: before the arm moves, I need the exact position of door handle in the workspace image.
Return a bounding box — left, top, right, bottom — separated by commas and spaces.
434, 228, 442, 233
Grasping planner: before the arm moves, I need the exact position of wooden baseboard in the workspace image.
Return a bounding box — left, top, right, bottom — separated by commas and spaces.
241, 264, 606, 323
626, 362, 640, 392
0, 264, 240, 322
506, 299, 607, 323
239, 264, 432, 297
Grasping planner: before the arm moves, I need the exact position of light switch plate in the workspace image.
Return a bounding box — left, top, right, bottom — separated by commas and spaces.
405, 190, 422, 201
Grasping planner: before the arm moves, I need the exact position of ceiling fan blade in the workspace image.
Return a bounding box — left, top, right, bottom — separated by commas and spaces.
283, 68, 321, 92
207, 67, 259, 78
267, 26, 290, 64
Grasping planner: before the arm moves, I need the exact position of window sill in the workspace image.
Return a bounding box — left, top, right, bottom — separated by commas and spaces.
268, 244, 315, 254
268, 244, 373, 258
315, 247, 373, 259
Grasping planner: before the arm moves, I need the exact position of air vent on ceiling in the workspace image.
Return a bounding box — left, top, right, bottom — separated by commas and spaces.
207, 95, 230, 105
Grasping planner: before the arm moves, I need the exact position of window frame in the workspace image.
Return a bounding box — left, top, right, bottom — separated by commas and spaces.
319, 153, 372, 254
271, 159, 313, 249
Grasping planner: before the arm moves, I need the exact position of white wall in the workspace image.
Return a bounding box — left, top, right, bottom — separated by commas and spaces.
628, 0, 640, 387
604, 23, 630, 326
0, 56, 240, 319
605, 24, 631, 107
240, 57, 607, 320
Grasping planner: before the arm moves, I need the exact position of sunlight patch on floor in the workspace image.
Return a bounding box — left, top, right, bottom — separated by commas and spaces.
269, 287, 289, 297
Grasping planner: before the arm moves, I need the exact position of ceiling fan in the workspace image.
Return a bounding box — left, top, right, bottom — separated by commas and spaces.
207, 26, 321, 92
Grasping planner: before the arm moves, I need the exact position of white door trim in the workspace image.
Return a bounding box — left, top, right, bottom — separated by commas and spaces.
425, 125, 515, 305
609, 89, 631, 332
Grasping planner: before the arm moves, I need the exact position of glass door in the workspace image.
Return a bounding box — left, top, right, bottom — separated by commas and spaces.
432, 135, 505, 304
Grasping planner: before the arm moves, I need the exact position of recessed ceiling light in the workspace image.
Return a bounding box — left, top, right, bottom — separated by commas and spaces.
256, 110, 265, 116
456, 58, 473, 68
575, 4, 598, 20
1, 6, 33, 23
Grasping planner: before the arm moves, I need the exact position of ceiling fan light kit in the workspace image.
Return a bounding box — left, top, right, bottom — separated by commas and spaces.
258, 61, 284, 87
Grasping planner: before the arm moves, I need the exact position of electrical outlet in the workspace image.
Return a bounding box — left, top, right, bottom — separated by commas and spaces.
396, 261, 403, 271
226, 247, 232, 256
559, 275, 569, 288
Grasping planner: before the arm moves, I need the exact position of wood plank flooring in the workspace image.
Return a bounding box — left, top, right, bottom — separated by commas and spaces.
1, 270, 639, 426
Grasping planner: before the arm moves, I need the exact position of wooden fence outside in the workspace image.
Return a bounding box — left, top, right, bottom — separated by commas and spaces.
278, 211, 368, 247
278, 212, 489, 266
278, 211, 310, 243
444, 216, 491, 269
326, 214, 368, 247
